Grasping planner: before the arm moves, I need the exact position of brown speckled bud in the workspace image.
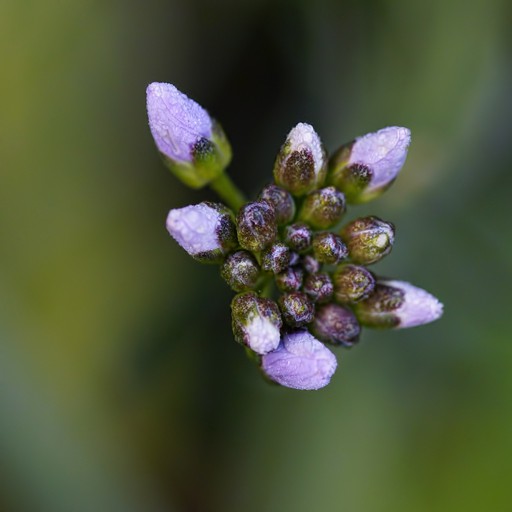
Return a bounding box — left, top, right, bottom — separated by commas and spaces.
332, 264, 375, 304
261, 242, 291, 274
311, 303, 361, 347
278, 292, 315, 327
236, 201, 277, 252
340, 216, 394, 265
312, 232, 348, 265
299, 186, 346, 230
258, 184, 296, 226
303, 273, 334, 303
284, 223, 312, 253
275, 266, 304, 292
221, 251, 260, 292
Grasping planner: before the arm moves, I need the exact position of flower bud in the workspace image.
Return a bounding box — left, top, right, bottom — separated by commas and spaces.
146, 82, 232, 188
299, 186, 346, 230
332, 264, 375, 303
236, 201, 277, 252
261, 242, 291, 274
258, 184, 296, 226
311, 303, 361, 347
329, 126, 411, 203
302, 255, 321, 275
221, 251, 260, 292
303, 273, 334, 303
284, 223, 312, 253
340, 216, 395, 265
166, 202, 237, 263
261, 330, 337, 390
273, 123, 327, 196
231, 292, 282, 355
278, 292, 315, 327
312, 232, 348, 265
354, 280, 443, 328
275, 266, 304, 292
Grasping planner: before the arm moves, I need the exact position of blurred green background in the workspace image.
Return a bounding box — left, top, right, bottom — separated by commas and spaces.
1, 0, 511, 511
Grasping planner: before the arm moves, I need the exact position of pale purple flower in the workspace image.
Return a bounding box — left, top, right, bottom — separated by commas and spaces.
348, 126, 411, 195
146, 82, 212, 163
382, 280, 443, 328
262, 330, 337, 390
166, 202, 237, 262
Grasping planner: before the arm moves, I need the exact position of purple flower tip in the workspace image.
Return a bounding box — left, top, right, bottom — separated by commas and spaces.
166, 203, 223, 256
262, 330, 337, 390
384, 280, 444, 328
146, 82, 212, 163
349, 126, 411, 192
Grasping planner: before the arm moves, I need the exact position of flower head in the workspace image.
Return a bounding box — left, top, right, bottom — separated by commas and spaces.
329, 126, 411, 203
262, 330, 337, 390
166, 202, 237, 263
146, 82, 231, 188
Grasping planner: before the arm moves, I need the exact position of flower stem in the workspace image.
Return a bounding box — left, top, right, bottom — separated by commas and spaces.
209, 172, 247, 212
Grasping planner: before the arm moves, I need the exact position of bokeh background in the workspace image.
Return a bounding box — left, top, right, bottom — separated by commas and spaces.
1, 0, 512, 511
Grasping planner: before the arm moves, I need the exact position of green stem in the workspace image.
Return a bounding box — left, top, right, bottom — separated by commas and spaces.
209, 172, 247, 212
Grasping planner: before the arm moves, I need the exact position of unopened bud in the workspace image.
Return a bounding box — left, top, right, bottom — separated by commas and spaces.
258, 184, 296, 226
299, 186, 346, 230
261, 242, 291, 274
275, 266, 304, 292
231, 292, 282, 354
340, 216, 395, 265
261, 330, 337, 390
302, 255, 321, 274
311, 303, 361, 347
332, 264, 375, 303
146, 82, 231, 188
303, 273, 334, 303
284, 223, 312, 253
166, 202, 237, 263
329, 126, 411, 203
354, 280, 443, 328
236, 201, 277, 252
221, 251, 260, 292
273, 123, 327, 196
312, 232, 348, 265
278, 292, 315, 327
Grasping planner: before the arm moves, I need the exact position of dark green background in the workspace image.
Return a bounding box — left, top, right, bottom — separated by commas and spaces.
1, 0, 511, 511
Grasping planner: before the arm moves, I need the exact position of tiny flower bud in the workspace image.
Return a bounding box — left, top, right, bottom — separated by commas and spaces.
261, 330, 337, 390
332, 264, 375, 303
354, 280, 443, 328
273, 123, 327, 196
284, 223, 312, 253
329, 126, 411, 203
302, 255, 321, 274
311, 303, 361, 347
146, 82, 232, 188
166, 202, 237, 263
340, 216, 395, 265
258, 184, 296, 226
231, 292, 282, 355
298, 186, 346, 230
278, 292, 315, 327
236, 201, 277, 252
312, 232, 348, 265
289, 252, 300, 266
261, 242, 291, 274
275, 266, 304, 292
221, 251, 260, 292
303, 273, 334, 303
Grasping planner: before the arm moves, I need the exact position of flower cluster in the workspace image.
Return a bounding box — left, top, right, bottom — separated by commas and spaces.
146, 82, 443, 391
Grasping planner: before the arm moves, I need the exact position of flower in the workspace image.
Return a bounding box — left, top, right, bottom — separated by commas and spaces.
146, 82, 232, 188
166, 202, 237, 263
262, 330, 337, 390
355, 280, 444, 328
329, 126, 411, 203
